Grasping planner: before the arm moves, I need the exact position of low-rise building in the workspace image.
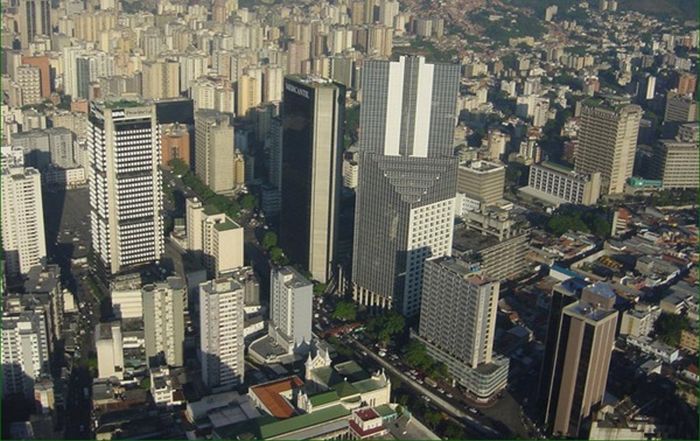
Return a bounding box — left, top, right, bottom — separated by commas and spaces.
619, 304, 660, 338
519, 161, 601, 206
626, 335, 680, 364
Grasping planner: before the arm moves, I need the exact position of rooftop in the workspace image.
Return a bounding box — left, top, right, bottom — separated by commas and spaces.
214, 219, 240, 231
258, 405, 350, 439
249, 376, 303, 419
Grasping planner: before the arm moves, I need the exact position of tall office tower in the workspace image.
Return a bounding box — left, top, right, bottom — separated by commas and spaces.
653, 123, 699, 189
142, 277, 185, 367
1, 166, 46, 277
417, 257, 508, 400
574, 99, 641, 194
536, 279, 584, 419
18, 0, 51, 49
142, 60, 180, 100
351, 56, 460, 316
664, 91, 697, 122
199, 277, 245, 392
194, 110, 235, 195
161, 123, 190, 168
2, 310, 50, 398
279, 76, 345, 283
16, 64, 42, 105
95, 320, 124, 379
269, 266, 313, 353
87, 102, 164, 276
457, 160, 505, 208
542, 293, 618, 437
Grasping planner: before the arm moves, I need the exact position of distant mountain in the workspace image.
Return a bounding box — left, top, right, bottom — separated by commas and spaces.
619, 0, 699, 20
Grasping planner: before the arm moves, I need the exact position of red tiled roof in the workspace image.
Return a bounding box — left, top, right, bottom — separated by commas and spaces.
250, 376, 303, 419
355, 408, 379, 421
349, 420, 386, 438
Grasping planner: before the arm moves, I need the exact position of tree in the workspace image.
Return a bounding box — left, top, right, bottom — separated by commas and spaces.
241, 194, 257, 210
424, 410, 442, 428
655, 313, 691, 347
444, 423, 464, 439
405, 340, 432, 371
262, 231, 278, 250
313, 283, 327, 295
270, 247, 288, 265
332, 301, 357, 322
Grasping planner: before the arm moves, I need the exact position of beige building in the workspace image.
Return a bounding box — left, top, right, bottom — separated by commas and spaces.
653, 123, 699, 189
619, 304, 660, 338
194, 110, 235, 194
457, 160, 505, 207
142, 277, 185, 367
664, 91, 697, 122
521, 161, 601, 206
186, 198, 244, 277
1, 166, 46, 277
544, 295, 618, 438
142, 59, 180, 100
575, 100, 641, 194
237, 73, 261, 117
16, 65, 42, 105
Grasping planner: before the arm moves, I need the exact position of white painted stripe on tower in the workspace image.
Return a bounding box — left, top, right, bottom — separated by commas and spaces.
412, 59, 433, 158
384, 57, 405, 156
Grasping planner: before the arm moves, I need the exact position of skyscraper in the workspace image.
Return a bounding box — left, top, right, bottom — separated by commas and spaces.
87, 101, 164, 276
351, 55, 460, 316
269, 266, 313, 354
279, 76, 345, 283
194, 110, 235, 195
574, 99, 642, 194
416, 257, 508, 400
199, 277, 245, 392
1, 165, 46, 278
541, 283, 618, 437
142, 277, 185, 367
18, 0, 51, 49
2, 310, 50, 398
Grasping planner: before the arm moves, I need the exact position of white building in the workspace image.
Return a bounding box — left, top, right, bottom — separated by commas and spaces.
270, 266, 313, 354
520, 161, 601, 207
87, 101, 164, 275
142, 277, 185, 367
199, 277, 245, 392
95, 320, 124, 380
2, 311, 50, 398
1, 166, 46, 277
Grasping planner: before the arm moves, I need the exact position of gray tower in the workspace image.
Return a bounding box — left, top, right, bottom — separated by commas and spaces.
351, 56, 460, 316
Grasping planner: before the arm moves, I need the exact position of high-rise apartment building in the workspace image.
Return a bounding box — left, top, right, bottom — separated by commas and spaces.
279, 76, 345, 283
664, 91, 697, 122
352, 56, 460, 316
142, 59, 180, 100
95, 320, 124, 379
161, 122, 190, 168
2, 310, 50, 398
194, 110, 235, 195
653, 123, 699, 189
574, 99, 641, 194
676, 72, 697, 96
542, 293, 618, 437
269, 266, 313, 354
18, 0, 51, 49
142, 277, 185, 367
199, 277, 245, 392
16, 64, 42, 105
237, 73, 261, 117
87, 101, 164, 276
416, 257, 508, 400
1, 166, 46, 277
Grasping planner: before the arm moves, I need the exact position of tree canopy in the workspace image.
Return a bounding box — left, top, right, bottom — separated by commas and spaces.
332, 301, 357, 322
655, 313, 691, 347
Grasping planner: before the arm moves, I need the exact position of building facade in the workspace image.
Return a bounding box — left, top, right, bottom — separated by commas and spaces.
351, 55, 460, 316
199, 277, 245, 392
279, 76, 345, 283
522, 161, 601, 206
87, 102, 164, 276
575, 100, 641, 194
2, 310, 50, 398
653, 123, 699, 189
417, 257, 508, 400
95, 320, 124, 379
194, 110, 235, 195
457, 160, 505, 207
1, 166, 46, 277
270, 266, 313, 353
142, 277, 185, 367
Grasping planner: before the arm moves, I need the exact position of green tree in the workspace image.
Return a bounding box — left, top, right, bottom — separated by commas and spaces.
241, 194, 257, 210
424, 410, 442, 428
406, 340, 432, 370
332, 301, 357, 322
269, 247, 288, 265
262, 231, 278, 250
655, 313, 691, 347
378, 312, 405, 342
444, 423, 464, 439
313, 283, 327, 295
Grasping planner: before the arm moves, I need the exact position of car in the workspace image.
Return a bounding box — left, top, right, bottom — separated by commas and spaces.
378, 350, 386, 357
447, 393, 453, 398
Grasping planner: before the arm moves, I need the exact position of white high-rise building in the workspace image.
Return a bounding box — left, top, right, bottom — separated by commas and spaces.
199, 277, 244, 392
1, 166, 46, 277
2, 310, 50, 398
269, 266, 313, 353
95, 320, 124, 380
142, 277, 185, 367
87, 102, 164, 276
